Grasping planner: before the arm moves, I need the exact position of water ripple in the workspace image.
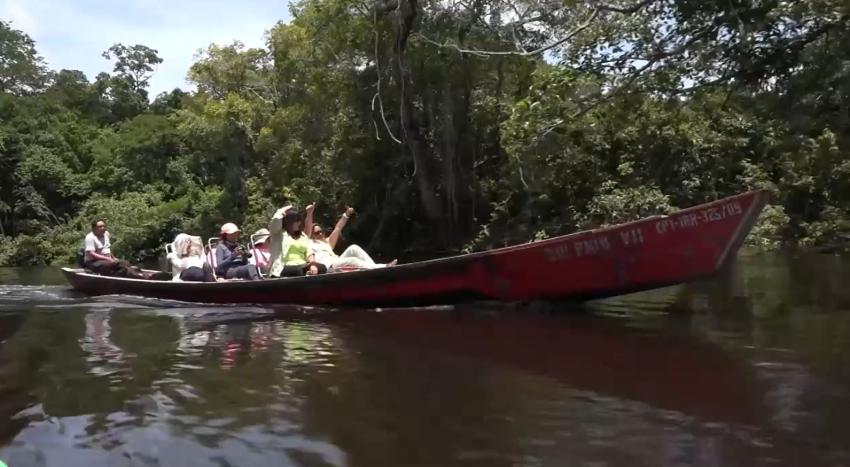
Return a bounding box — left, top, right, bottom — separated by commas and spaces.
3, 262, 850, 466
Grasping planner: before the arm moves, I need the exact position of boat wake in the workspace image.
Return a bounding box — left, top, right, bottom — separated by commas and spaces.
0, 284, 85, 309
0, 281, 578, 331
0, 284, 295, 326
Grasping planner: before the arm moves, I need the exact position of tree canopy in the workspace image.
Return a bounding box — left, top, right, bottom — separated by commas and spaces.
0, 20, 47, 94
2, 1, 850, 266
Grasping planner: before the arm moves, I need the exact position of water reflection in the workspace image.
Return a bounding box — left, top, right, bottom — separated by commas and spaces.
0, 256, 849, 466
80, 311, 128, 377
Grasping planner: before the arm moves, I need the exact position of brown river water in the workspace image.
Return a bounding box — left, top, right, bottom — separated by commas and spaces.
1, 253, 849, 466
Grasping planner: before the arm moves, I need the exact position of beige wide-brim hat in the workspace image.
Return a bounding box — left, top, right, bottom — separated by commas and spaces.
220, 222, 241, 235
252, 228, 270, 244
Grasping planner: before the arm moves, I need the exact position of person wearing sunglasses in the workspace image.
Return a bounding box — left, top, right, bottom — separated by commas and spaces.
309, 207, 396, 273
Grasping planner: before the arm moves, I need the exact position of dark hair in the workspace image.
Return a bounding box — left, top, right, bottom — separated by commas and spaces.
283, 210, 301, 224
91, 219, 106, 229
283, 210, 302, 235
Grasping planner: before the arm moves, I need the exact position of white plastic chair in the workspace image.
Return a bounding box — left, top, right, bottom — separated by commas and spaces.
250, 234, 271, 278
207, 237, 220, 269
163, 243, 175, 273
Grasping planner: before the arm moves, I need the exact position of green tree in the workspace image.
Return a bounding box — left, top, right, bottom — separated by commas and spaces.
6, 0, 850, 266
96, 44, 164, 121
101, 43, 163, 93
0, 20, 46, 94
189, 42, 273, 101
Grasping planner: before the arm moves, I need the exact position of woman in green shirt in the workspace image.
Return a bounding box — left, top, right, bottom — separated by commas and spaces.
268, 206, 327, 277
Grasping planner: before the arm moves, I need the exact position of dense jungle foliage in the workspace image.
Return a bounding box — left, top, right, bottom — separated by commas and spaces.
1, 0, 849, 265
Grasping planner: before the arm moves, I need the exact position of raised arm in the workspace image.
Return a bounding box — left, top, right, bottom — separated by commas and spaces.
303, 202, 316, 237
327, 207, 353, 249
269, 204, 293, 234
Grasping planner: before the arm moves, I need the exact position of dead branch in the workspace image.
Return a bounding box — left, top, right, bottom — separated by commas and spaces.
372, 6, 403, 144
526, 25, 719, 145
411, 0, 658, 57
596, 0, 657, 14
414, 8, 600, 57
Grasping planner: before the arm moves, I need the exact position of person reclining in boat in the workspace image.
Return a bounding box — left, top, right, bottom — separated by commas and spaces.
310, 206, 396, 272
250, 228, 272, 275
168, 234, 216, 282
82, 219, 148, 279
268, 205, 327, 277
215, 223, 261, 280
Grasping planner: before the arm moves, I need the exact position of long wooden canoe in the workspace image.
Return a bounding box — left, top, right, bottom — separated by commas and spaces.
62, 190, 767, 306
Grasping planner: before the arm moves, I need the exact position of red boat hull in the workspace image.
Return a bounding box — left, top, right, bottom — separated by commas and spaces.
62, 191, 768, 305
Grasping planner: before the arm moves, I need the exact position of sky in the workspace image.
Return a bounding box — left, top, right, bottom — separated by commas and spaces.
0, 0, 292, 96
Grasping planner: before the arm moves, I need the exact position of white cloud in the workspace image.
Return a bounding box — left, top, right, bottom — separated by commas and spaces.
1, 0, 35, 32
1, 0, 291, 96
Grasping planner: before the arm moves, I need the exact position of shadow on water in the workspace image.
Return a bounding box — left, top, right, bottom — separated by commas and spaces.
296, 307, 765, 425
0, 256, 849, 466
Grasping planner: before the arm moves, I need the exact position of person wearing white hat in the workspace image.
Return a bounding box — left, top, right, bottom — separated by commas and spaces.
215, 222, 261, 280
168, 234, 215, 282
253, 228, 270, 244
250, 228, 272, 274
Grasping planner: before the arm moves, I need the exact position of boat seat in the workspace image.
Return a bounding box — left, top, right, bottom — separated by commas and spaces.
163, 243, 174, 273
207, 237, 220, 268
250, 234, 271, 278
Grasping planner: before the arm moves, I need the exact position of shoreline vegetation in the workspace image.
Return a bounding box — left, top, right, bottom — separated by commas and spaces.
2, 1, 850, 266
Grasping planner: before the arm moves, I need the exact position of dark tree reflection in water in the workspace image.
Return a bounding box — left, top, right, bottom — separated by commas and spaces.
0, 254, 849, 466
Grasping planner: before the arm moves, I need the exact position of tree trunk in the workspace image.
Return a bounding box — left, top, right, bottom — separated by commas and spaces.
442, 79, 459, 239
393, 0, 443, 234
451, 18, 475, 245
368, 181, 410, 253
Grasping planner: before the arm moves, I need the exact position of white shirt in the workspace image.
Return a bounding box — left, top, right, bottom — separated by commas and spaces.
84, 232, 111, 256
311, 240, 337, 267
167, 253, 208, 281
